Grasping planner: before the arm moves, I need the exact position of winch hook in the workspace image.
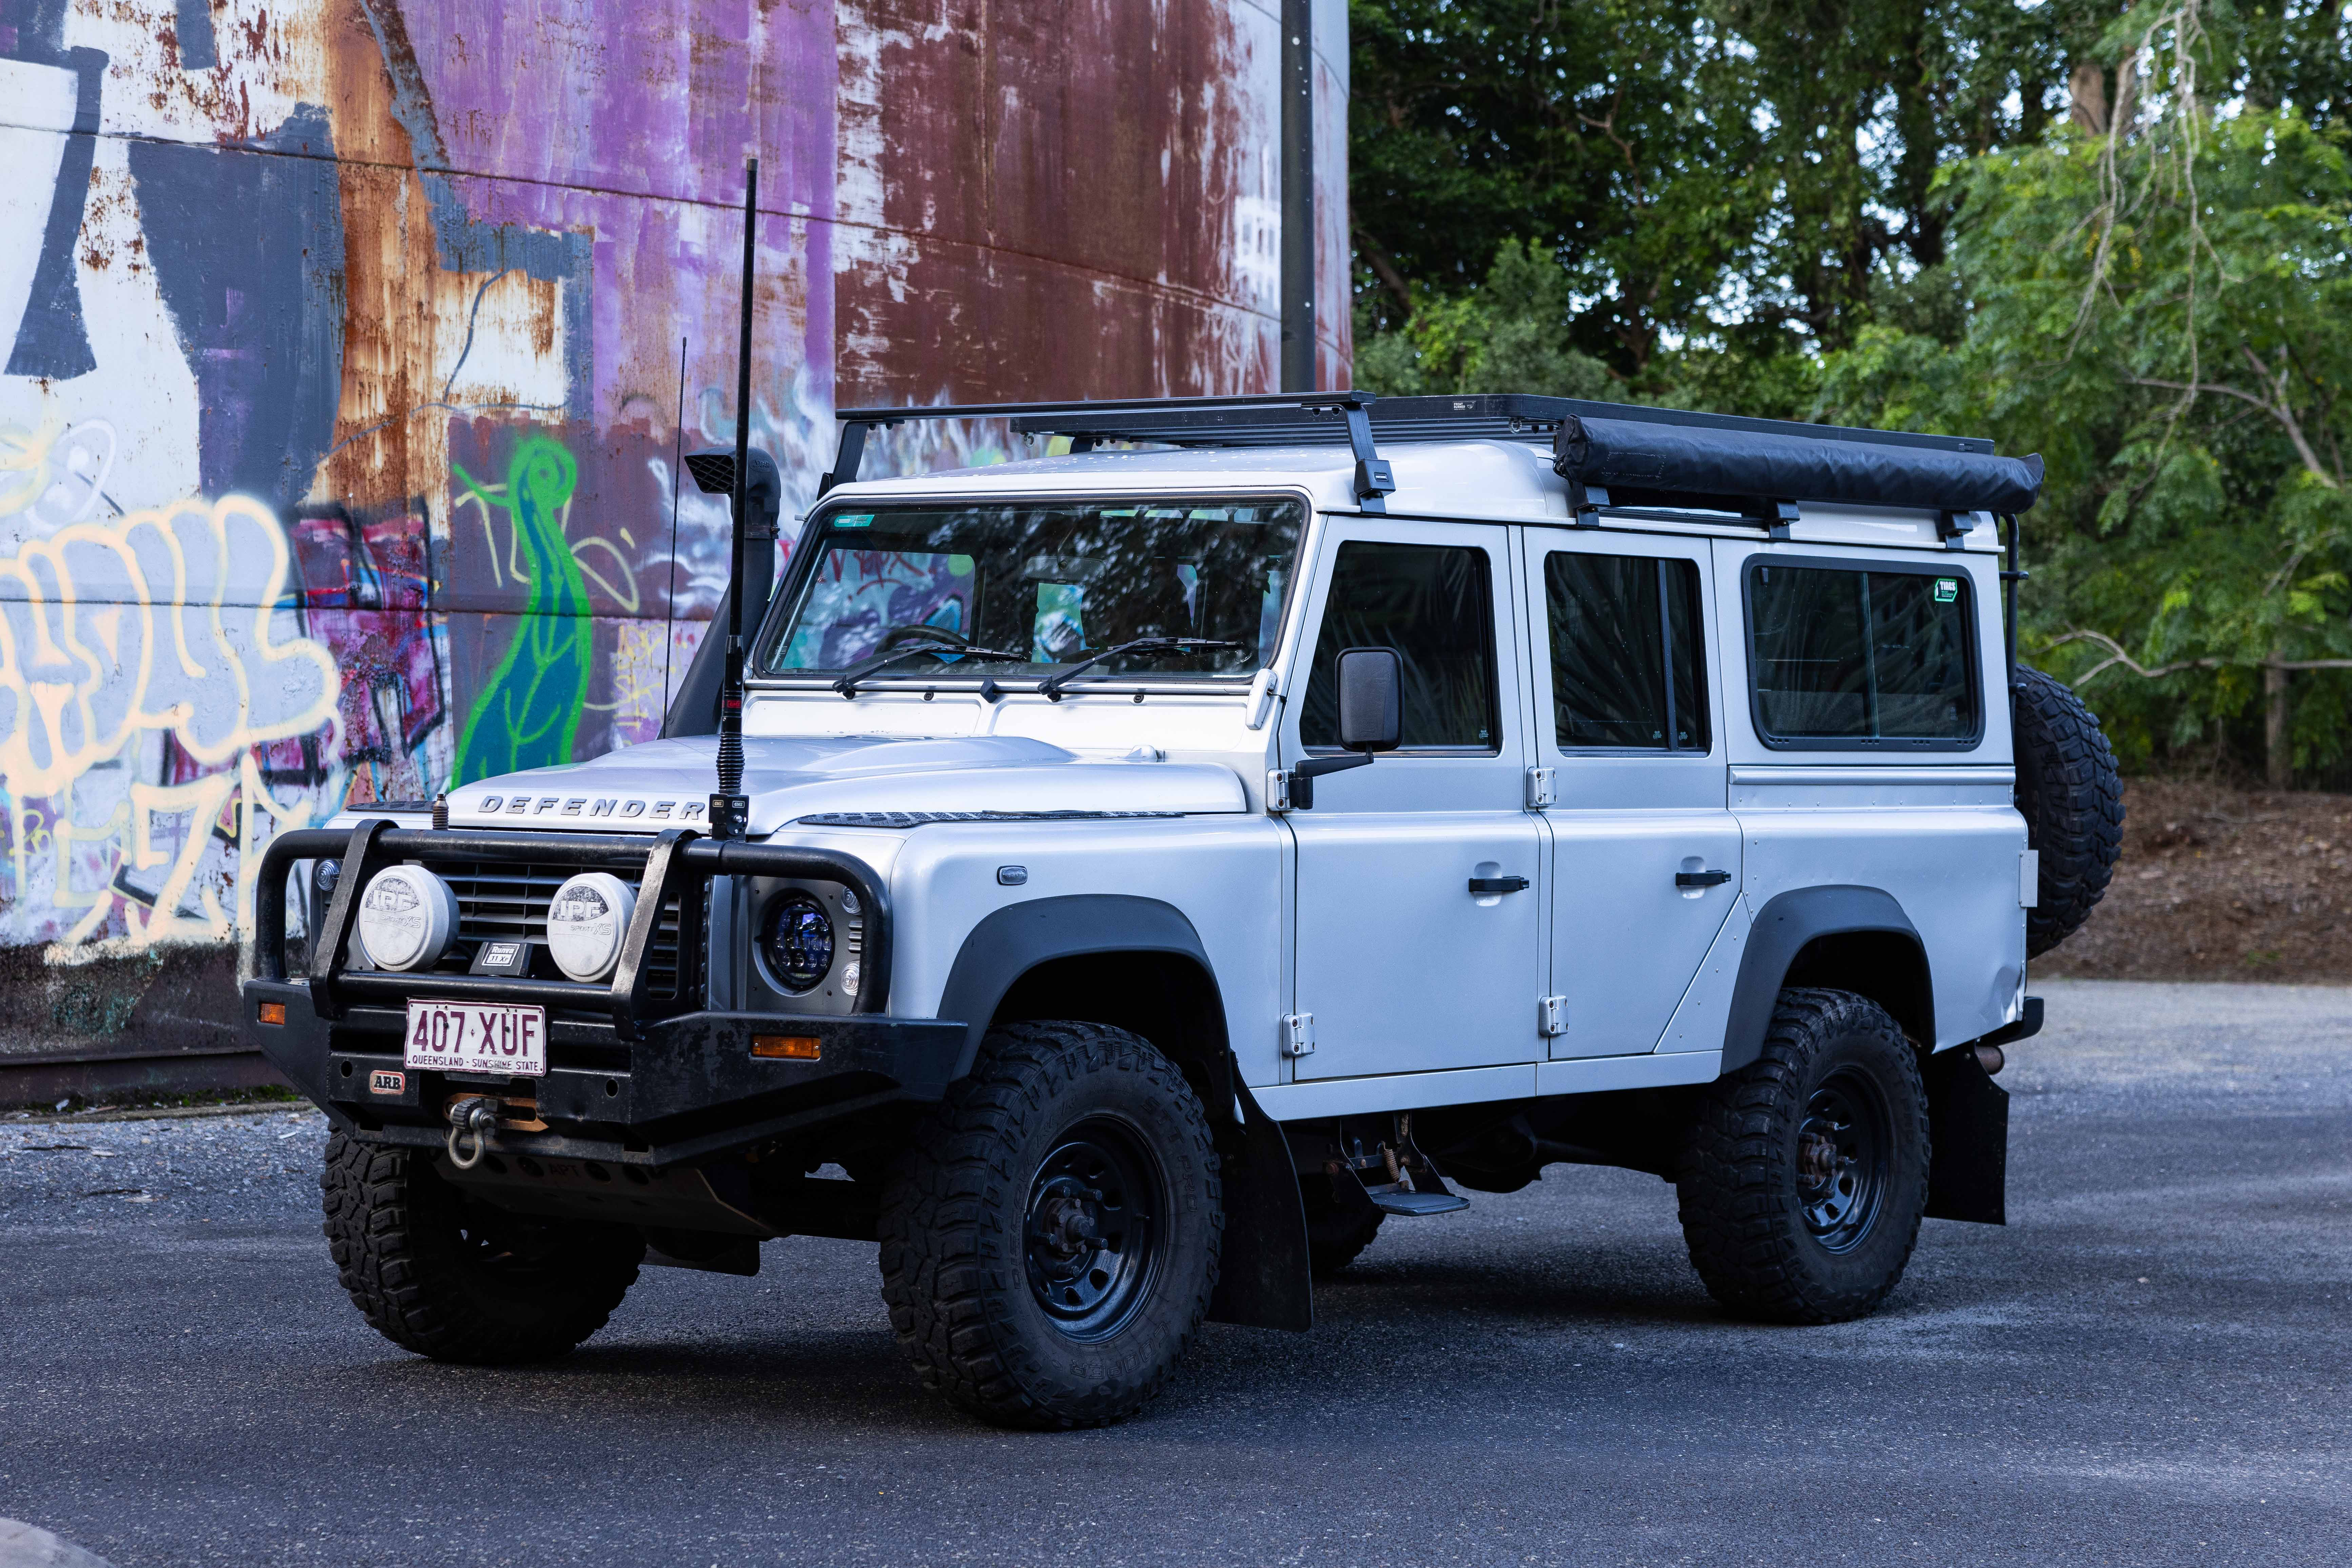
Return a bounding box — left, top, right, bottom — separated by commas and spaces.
445, 1097, 499, 1170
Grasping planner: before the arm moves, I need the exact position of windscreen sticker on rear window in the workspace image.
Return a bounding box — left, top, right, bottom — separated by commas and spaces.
833, 514, 874, 528
1933, 578, 1959, 603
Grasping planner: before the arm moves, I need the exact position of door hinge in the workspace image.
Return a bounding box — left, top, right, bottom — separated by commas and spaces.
1282, 1012, 1316, 1056
1525, 766, 1557, 810
1539, 996, 1568, 1037
2019, 849, 2040, 908
1266, 769, 1294, 814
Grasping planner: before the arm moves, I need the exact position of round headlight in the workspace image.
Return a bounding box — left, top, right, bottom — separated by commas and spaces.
546, 872, 637, 982
763, 894, 834, 994
355, 866, 458, 972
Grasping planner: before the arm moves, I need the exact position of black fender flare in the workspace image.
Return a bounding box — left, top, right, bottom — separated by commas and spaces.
1720, 886, 1933, 1072
935, 894, 1312, 1332
938, 895, 1216, 1079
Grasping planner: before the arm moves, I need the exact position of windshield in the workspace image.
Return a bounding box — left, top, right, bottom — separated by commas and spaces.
762, 497, 1305, 681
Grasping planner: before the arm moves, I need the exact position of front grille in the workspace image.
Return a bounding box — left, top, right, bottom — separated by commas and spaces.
427, 861, 697, 1003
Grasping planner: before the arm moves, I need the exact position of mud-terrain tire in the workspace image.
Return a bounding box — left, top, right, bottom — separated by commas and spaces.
1299, 1172, 1385, 1276
320, 1132, 643, 1363
877, 1020, 1222, 1429
2013, 664, 2124, 957
1676, 989, 1930, 1325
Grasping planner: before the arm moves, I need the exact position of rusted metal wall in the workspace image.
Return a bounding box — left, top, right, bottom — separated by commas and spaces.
0, 0, 1350, 1098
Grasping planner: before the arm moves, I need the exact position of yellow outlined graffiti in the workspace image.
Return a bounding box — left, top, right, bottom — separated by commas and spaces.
0, 493, 340, 954
0, 494, 341, 798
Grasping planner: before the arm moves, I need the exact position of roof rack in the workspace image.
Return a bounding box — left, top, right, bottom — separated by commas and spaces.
825, 391, 1399, 509
819, 391, 2010, 521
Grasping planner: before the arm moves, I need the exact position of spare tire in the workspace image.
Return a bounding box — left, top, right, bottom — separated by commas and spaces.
2012, 666, 2124, 956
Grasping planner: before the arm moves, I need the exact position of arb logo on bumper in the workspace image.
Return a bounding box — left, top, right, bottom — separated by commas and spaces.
368, 1070, 406, 1095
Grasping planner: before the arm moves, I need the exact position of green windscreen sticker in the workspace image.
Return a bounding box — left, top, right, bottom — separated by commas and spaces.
833, 514, 874, 528
1933, 578, 1958, 603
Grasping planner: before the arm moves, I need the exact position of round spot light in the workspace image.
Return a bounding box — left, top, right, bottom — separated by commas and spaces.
355, 866, 458, 972
546, 872, 637, 982
763, 894, 834, 994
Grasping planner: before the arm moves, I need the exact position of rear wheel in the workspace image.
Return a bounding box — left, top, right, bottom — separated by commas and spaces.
1299, 1171, 1385, 1276
320, 1132, 643, 1363
877, 1020, 1222, 1429
1675, 989, 1929, 1325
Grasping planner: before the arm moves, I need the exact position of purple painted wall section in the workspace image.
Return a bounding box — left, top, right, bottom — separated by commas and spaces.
0, 0, 1348, 1092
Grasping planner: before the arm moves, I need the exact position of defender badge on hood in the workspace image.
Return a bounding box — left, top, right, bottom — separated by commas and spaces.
470, 794, 707, 822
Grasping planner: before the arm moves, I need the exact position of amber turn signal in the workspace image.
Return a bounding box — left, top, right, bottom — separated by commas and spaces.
258, 1001, 287, 1026
750, 1034, 820, 1060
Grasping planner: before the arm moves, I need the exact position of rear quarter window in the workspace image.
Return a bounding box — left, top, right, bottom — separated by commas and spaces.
1746, 561, 1980, 749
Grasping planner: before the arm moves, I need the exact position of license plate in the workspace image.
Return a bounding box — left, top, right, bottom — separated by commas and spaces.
404, 1000, 548, 1078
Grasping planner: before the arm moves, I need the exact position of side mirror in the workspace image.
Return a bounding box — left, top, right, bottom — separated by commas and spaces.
1335, 646, 1403, 753
1288, 646, 1402, 810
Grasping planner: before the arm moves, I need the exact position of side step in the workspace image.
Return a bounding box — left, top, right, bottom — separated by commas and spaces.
1335, 1115, 1472, 1217
1366, 1187, 1470, 1217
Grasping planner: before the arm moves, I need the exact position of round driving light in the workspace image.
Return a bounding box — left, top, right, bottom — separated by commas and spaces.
354, 866, 458, 972
763, 894, 834, 994
546, 872, 637, 982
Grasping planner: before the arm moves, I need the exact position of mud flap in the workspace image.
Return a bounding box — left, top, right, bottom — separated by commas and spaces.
1923, 1044, 2008, 1225
1206, 1082, 1314, 1331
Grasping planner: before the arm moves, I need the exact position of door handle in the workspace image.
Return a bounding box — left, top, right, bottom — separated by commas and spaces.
1676, 869, 1733, 888
1468, 875, 1530, 895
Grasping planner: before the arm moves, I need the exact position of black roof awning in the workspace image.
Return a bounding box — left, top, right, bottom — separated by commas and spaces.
1555, 415, 2043, 515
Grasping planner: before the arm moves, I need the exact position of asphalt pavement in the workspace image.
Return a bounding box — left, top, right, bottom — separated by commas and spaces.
2, 979, 2347, 1567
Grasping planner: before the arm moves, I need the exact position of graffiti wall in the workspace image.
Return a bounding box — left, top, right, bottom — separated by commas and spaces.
0, 0, 1350, 1086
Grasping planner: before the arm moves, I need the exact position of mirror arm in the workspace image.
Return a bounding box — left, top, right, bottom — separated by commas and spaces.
1288, 751, 1373, 811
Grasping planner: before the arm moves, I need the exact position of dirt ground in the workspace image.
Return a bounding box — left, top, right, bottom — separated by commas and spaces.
2037, 778, 2352, 982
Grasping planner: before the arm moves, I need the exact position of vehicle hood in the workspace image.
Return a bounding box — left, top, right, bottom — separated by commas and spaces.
442, 734, 1245, 834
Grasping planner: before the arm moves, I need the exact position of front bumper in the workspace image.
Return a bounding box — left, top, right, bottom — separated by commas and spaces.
246, 978, 966, 1166
244, 818, 950, 1169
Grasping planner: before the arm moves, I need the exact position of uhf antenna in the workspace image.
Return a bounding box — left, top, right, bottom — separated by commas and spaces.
710, 155, 758, 840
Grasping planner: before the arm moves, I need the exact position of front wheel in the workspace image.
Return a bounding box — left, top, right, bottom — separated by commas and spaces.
1675, 988, 1929, 1324
320, 1132, 643, 1362
877, 1021, 1222, 1429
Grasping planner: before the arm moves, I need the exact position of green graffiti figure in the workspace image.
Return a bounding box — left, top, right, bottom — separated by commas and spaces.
452, 437, 594, 785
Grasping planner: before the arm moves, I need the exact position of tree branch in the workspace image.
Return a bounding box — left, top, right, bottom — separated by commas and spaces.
2241, 344, 2339, 489
2126, 367, 2342, 490
1352, 228, 1414, 319
2050, 629, 2352, 685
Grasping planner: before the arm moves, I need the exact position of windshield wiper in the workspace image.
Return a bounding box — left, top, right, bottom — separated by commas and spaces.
831, 642, 1028, 697
1036, 637, 1247, 701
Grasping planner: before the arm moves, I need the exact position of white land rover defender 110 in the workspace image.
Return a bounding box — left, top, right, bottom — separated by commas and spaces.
248, 392, 2121, 1429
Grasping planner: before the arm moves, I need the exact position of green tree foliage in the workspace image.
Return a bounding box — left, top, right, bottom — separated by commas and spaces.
1350, 0, 2110, 385
1349, 0, 1768, 371
1355, 239, 1615, 397
1821, 3, 2352, 779
1350, 0, 2352, 781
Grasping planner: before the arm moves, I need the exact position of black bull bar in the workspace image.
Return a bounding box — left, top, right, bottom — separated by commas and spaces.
252, 820, 894, 1035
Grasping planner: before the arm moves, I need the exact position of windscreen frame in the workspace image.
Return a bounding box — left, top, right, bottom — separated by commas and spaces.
747, 487, 1318, 690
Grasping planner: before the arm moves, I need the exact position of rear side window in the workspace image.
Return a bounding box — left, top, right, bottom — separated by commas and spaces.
1747, 563, 1978, 745
1543, 552, 1708, 751
1301, 541, 1497, 750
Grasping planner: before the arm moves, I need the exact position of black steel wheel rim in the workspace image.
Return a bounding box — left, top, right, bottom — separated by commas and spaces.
1795, 1067, 1891, 1253
1021, 1115, 1165, 1342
